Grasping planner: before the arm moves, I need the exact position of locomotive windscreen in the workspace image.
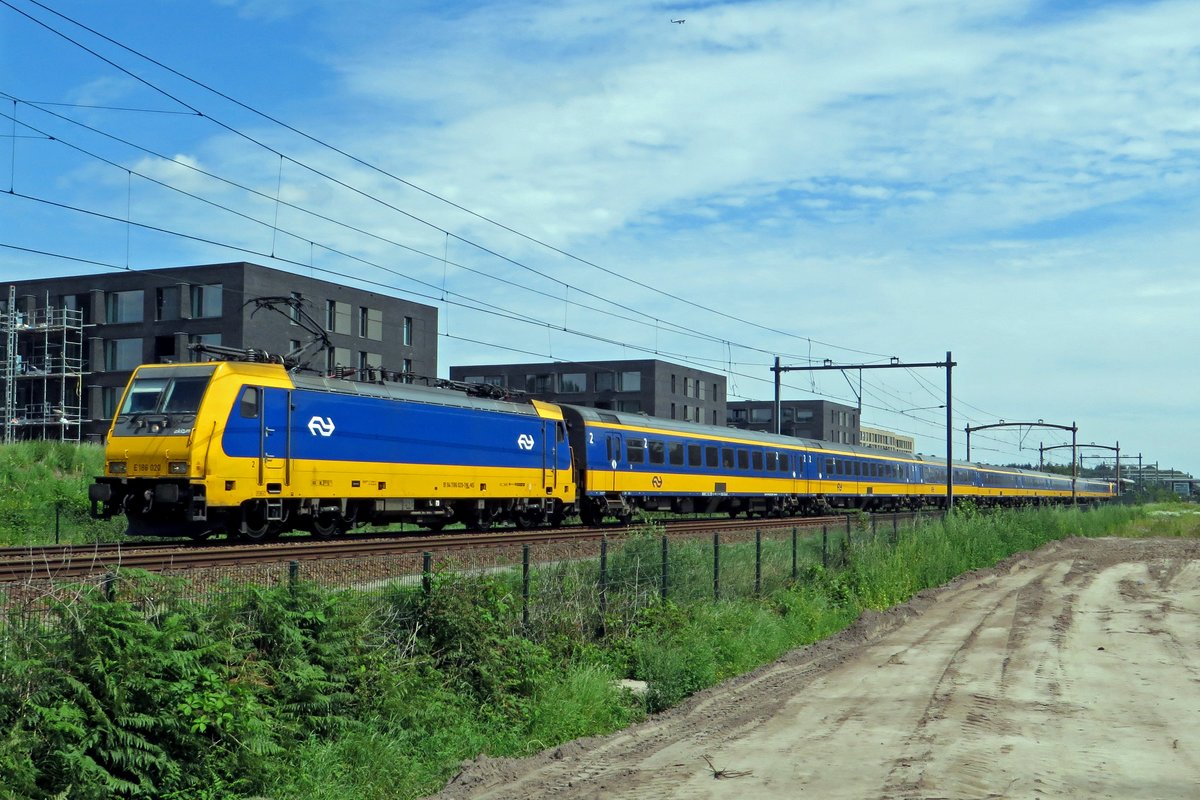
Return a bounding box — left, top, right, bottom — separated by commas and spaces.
111, 365, 217, 435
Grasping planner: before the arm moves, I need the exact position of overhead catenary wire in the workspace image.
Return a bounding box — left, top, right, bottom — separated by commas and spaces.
0, 1, 1074, 463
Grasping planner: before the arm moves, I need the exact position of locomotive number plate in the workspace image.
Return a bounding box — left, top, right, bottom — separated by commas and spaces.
132, 463, 161, 474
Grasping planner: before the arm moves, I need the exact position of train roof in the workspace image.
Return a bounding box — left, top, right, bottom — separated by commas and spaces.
562, 405, 927, 461
133, 361, 542, 419
290, 371, 543, 417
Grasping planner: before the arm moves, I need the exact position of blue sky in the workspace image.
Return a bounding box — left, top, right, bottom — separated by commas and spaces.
2, 0, 1197, 475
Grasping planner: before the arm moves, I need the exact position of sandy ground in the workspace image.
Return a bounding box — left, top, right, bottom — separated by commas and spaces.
433, 537, 1200, 799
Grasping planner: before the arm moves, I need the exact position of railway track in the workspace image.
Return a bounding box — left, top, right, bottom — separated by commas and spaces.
0, 512, 920, 584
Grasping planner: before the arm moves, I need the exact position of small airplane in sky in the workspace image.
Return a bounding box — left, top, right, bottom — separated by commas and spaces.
671, 18, 685, 24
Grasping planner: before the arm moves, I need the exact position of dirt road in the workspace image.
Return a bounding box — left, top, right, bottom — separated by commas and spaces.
436, 537, 1200, 799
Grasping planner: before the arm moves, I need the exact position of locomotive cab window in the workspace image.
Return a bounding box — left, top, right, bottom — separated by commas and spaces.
239, 387, 260, 419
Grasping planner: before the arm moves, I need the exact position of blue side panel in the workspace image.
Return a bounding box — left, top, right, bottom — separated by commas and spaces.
223, 388, 569, 470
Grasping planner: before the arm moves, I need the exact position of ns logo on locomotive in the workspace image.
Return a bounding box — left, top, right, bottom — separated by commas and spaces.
89, 359, 1114, 541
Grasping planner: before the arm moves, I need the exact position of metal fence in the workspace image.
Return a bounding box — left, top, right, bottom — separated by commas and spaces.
1, 513, 941, 644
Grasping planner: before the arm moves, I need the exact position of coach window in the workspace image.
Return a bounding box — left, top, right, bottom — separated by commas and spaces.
722, 448, 735, 469
239, 387, 259, 418
706, 446, 719, 468
737, 450, 749, 470
825, 458, 834, 475
669, 442, 685, 466
688, 444, 702, 466
780, 454, 790, 472
853, 461, 862, 477
766, 452, 777, 471
752, 451, 764, 471
649, 440, 666, 465
626, 439, 646, 464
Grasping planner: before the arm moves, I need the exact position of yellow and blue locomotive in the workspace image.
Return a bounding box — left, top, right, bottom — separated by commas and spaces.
89, 361, 575, 539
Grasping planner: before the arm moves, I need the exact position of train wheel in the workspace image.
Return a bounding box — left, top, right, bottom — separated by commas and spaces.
312, 511, 342, 537
240, 501, 278, 542
580, 499, 604, 527
513, 507, 545, 529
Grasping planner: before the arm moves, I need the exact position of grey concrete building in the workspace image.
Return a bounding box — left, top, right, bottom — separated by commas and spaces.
1, 262, 437, 442
727, 399, 860, 444
449, 358, 727, 424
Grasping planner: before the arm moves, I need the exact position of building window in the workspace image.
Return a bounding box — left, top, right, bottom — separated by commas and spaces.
526, 374, 553, 394
616, 399, 641, 413
289, 292, 302, 324
595, 372, 614, 392
684, 377, 694, 398
671, 374, 677, 393
288, 339, 301, 355
751, 407, 773, 423
326, 300, 351, 334
402, 358, 413, 376
463, 375, 503, 386
326, 346, 352, 372
105, 290, 143, 324
402, 316, 413, 346
697, 380, 706, 401
558, 372, 586, 393
104, 338, 142, 370
156, 286, 180, 321
358, 351, 382, 372
620, 371, 641, 392
359, 307, 382, 340
153, 335, 176, 363
190, 284, 222, 318
101, 386, 120, 419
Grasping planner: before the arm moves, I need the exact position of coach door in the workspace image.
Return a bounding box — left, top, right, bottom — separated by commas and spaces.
604, 432, 623, 492
542, 420, 559, 491
260, 388, 291, 489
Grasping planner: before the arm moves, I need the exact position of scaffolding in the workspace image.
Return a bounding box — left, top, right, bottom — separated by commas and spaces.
1, 286, 89, 443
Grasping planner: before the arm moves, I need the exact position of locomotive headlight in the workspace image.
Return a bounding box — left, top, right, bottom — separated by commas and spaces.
168, 461, 188, 475
109, 461, 127, 474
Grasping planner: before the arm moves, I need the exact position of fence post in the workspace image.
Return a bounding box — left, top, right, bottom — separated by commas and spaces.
660, 536, 669, 601
55, 503, 61, 545
522, 544, 530, 627
598, 538, 609, 638
822, 525, 828, 569
288, 560, 299, 592
871, 515, 877, 540
422, 552, 432, 596
791, 526, 798, 580
892, 513, 899, 544
845, 514, 852, 536
103, 572, 116, 601
755, 528, 762, 596
713, 532, 721, 601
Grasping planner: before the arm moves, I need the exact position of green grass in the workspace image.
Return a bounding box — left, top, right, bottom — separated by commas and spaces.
0, 441, 125, 545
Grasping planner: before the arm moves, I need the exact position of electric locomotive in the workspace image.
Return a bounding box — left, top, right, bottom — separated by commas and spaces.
89, 361, 575, 539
